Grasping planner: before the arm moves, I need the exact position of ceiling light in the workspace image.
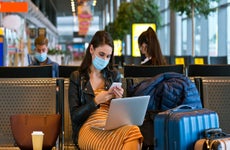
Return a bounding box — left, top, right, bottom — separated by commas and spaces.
92, 0, 97, 6
70, 0, 76, 13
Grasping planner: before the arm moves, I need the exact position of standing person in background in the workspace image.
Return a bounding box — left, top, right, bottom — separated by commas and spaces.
68, 30, 143, 150
30, 36, 59, 77
138, 27, 167, 65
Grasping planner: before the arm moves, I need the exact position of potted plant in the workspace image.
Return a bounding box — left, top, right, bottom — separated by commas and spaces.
105, 0, 161, 41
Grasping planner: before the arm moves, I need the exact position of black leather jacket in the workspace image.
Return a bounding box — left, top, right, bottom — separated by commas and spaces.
68, 69, 121, 145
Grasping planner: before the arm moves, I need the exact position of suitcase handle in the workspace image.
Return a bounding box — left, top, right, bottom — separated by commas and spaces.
172, 105, 194, 111
205, 128, 222, 136
204, 128, 230, 139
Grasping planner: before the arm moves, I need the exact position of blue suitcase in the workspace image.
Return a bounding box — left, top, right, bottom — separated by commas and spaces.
154, 105, 219, 150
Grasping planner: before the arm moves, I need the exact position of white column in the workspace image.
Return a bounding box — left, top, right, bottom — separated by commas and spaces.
170, 11, 182, 56
109, 0, 113, 22
187, 18, 193, 55
218, 5, 227, 56
200, 16, 209, 56
125, 34, 131, 56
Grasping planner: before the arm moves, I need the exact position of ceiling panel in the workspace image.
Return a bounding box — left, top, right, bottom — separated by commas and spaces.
53, 0, 73, 17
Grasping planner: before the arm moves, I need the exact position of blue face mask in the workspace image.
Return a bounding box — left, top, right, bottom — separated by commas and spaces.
92, 55, 109, 71
35, 52, 47, 62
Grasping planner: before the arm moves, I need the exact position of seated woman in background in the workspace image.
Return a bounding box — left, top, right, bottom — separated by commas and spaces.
138, 27, 167, 65
68, 30, 143, 150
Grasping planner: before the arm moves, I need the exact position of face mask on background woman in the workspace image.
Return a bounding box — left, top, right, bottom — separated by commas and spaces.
92, 55, 109, 70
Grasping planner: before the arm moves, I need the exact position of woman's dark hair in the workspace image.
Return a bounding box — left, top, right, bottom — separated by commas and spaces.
79, 30, 115, 75
138, 27, 167, 65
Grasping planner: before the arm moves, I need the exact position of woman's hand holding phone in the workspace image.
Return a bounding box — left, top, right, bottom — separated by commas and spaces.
109, 82, 123, 98
110, 82, 122, 89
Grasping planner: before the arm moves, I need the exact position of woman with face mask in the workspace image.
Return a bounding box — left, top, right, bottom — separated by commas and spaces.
30, 36, 59, 77
68, 30, 143, 150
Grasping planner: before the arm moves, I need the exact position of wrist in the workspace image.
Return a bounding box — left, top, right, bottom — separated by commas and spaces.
93, 98, 100, 108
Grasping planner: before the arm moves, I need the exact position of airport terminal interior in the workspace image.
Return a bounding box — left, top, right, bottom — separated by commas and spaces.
0, 0, 230, 66
1, 0, 230, 150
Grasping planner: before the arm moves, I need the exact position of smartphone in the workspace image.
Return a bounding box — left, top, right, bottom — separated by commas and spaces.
110, 82, 122, 89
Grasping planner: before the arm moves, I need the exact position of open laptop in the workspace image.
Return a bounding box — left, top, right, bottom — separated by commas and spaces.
91, 95, 150, 130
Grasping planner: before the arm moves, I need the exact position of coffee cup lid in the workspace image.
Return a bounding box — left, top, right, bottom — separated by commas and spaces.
31, 131, 44, 135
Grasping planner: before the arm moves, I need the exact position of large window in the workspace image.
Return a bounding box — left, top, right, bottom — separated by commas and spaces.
157, 0, 170, 55
208, 12, 218, 56
155, 0, 229, 63
158, 25, 170, 55
182, 18, 187, 54
194, 15, 201, 55
227, 5, 230, 62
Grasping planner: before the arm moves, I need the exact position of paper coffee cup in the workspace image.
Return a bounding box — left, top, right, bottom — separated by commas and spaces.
31, 131, 44, 150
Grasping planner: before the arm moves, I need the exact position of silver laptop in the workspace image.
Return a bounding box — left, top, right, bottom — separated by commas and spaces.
91, 95, 150, 130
